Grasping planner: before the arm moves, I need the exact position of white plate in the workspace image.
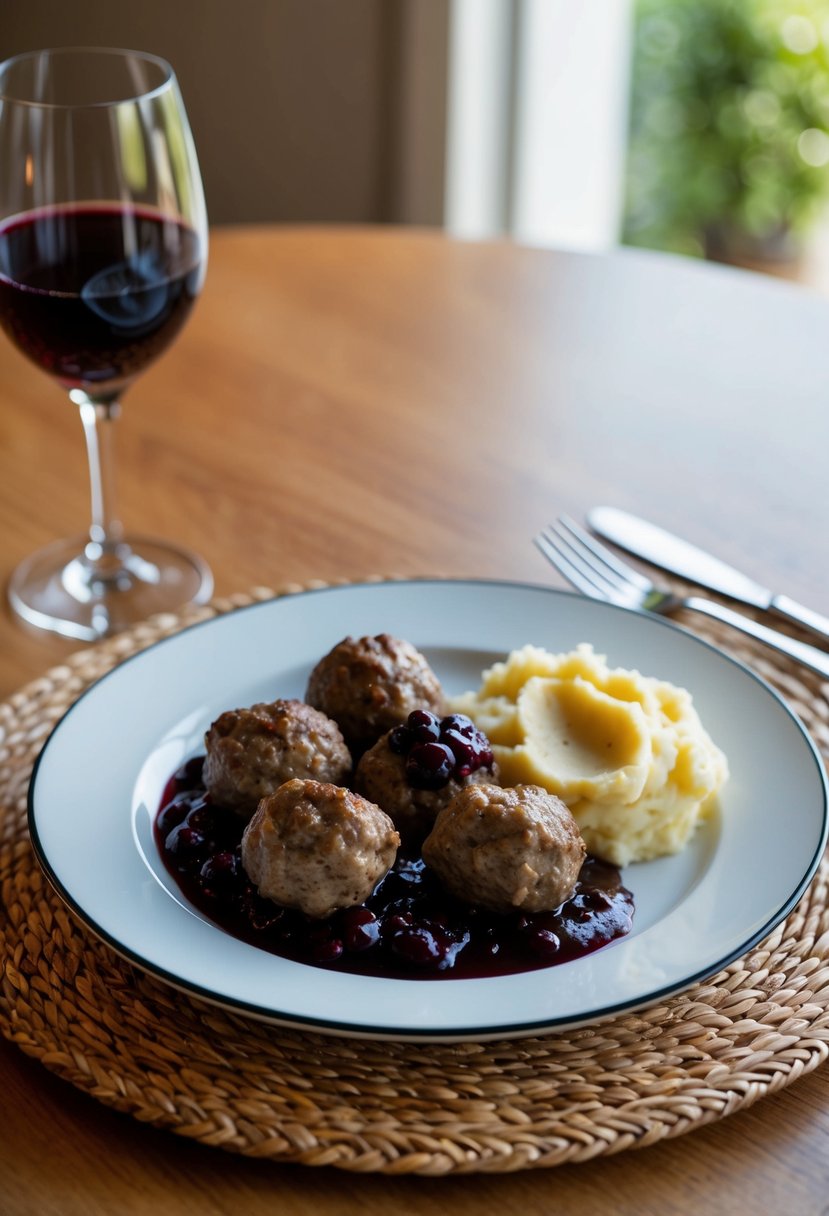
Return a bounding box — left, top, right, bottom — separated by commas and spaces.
29, 580, 828, 1042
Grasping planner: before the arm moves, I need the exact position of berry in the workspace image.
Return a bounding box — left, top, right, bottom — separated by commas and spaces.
174, 755, 205, 787
310, 938, 344, 963
575, 904, 594, 924
581, 889, 613, 912
156, 799, 190, 837
184, 803, 217, 833
406, 741, 455, 789
199, 850, 242, 896
389, 925, 448, 967
165, 823, 207, 861
388, 725, 411, 754
441, 727, 478, 772
524, 927, 561, 958
341, 907, 380, 952
440, 713, 477, 737
383, 912, 414, 936
439, 716, 493, 776
406, 709, 441, 742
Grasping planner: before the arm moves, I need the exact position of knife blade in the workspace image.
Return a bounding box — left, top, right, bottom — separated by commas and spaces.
587, 506, 829, 647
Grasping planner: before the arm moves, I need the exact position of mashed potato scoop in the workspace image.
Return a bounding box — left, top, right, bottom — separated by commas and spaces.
451, 644, 728, 867
514, 676, 652, 805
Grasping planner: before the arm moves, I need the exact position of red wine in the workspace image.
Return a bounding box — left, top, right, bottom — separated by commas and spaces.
0, 204, 204, 391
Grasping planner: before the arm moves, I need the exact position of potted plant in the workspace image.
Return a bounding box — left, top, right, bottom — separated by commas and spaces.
623, 0, 829, 269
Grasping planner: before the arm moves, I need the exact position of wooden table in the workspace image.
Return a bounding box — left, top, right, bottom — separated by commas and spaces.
1, 227, 827, 1214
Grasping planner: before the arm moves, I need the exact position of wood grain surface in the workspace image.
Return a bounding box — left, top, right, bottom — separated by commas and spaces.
0, 226, 827, 1214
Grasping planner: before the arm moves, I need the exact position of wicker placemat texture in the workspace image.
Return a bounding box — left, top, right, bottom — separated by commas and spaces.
1, 584, 828, 1175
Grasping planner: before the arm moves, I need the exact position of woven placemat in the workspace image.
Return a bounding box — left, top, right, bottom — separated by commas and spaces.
1, 583, 828, 1175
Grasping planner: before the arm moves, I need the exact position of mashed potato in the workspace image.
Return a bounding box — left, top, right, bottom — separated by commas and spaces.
450, 644, 728, 866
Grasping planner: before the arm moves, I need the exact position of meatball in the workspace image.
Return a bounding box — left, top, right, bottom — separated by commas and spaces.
305, 634, 444, 754
203, 699, 351, 818
422, 784, 586, 913
354, 729, 498, 844
241, 779, 400, 919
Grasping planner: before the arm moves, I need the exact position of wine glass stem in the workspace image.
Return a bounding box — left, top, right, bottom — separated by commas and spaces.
72, 390, 127, 568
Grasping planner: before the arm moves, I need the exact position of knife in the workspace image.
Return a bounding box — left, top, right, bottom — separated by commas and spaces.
587, 506, 829, 648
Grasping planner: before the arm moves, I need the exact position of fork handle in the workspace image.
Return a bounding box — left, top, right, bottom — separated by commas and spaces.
685, 595, 829, 680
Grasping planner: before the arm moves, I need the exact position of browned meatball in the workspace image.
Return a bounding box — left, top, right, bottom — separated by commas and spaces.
422, 784, 586, 913
241, 779, 400, 919
203, 699, 351, 818
354, 730, 498, 844
305, 634, 444, 754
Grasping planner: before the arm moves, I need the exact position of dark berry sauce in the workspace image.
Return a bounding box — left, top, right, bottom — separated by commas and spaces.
155, 756, 634, 981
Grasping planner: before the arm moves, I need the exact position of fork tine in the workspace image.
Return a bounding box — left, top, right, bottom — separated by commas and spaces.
537, 519, 649, 608
543, 523, 627, 598
556, 515, 652, 593
539, 525, 630, 599
533, 530, 612, 601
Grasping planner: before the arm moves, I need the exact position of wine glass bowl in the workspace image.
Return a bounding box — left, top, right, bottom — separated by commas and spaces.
0, 47, 212, 640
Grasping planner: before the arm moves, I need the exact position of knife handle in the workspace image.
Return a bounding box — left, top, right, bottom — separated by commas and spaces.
685, 596, 829, 680
770, 594, 829, 648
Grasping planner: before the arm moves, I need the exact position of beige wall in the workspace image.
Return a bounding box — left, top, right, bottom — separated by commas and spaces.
0, 0, 447, 225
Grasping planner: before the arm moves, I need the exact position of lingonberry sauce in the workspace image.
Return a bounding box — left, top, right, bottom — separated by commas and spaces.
155, 757, 634, 980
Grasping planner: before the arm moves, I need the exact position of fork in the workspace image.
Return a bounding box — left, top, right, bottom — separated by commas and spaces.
535, 516, 829, 680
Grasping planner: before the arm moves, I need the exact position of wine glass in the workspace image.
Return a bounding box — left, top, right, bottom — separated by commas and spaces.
0, 47, 212, 641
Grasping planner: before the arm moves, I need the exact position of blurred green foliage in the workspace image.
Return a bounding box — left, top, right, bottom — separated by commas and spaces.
622, 0, 829, 261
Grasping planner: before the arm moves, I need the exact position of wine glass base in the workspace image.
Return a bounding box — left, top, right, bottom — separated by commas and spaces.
8, 534, 214, 642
